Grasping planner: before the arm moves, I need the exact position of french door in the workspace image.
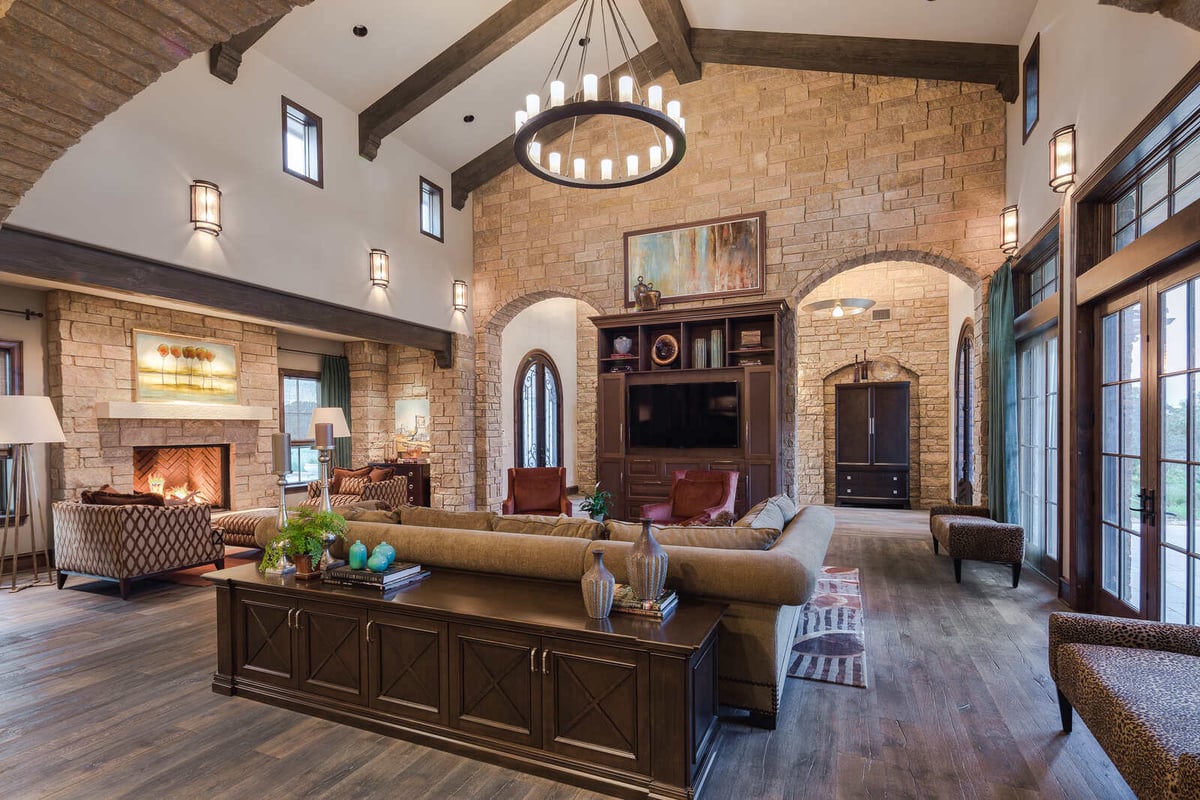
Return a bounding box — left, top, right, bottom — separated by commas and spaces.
1018, 327, 1059, 578
1096, 260, 1200, 621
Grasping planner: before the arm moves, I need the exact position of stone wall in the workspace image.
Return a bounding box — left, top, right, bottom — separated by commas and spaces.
575, 301, 598, 490
472, 65, 1004, 503
44, 290, 278, 508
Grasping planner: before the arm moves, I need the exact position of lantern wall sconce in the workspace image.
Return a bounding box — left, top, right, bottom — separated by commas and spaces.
1000, 204, 1019, 254
190, 180, 222, 236
1049, 124, 1076, 192
453, 279, 468, 312
369, 248, 390, 288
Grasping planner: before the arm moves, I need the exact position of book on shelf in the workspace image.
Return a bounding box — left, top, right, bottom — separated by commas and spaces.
611, 584, 677, 619
324, 562, 422, 588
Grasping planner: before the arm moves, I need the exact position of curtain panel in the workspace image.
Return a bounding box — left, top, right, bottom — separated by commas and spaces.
320, 355, 352, 469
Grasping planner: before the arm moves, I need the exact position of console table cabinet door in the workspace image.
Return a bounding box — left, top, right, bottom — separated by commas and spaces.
541, 638, 650, 774
296, 601, 367, 705
235, 590, 296, 689
368, 612, 448, 724
450, 624, 542, 748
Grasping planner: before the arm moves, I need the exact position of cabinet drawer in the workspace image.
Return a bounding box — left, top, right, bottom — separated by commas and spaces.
838, 470, 908, 498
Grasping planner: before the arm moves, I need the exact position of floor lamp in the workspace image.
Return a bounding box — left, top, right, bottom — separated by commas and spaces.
0, 396, 66, 592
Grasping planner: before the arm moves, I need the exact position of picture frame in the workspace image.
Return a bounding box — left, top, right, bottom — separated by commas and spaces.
395, 398, 431, 457
624, 211, 766, 307
132, 329, 240, 404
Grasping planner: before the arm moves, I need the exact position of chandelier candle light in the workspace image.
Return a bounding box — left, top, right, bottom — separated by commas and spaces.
513, 0, 686, 189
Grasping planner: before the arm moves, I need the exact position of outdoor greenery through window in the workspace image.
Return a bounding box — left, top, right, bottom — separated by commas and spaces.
1112, 124, 1200, 253
283, 97, 322, 187
420, 177, 443, 241
280, 371, 321, 485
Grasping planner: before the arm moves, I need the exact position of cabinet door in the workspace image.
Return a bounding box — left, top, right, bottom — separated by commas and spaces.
450, 624, 541, 748
368, 611, 448, 724
836, 385, 871, 465
744, 367, 775, 459
542, 638, 649, 774
598, 374, 625, 459
235, 590, 296, 688
871, 383, 910, 467
297, 599, 367, 704
597, 459, 626, 520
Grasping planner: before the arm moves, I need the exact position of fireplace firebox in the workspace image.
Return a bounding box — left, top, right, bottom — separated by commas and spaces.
132, 444, 231, 509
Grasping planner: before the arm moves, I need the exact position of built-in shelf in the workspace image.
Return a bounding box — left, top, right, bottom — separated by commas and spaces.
95, 401, 274, 421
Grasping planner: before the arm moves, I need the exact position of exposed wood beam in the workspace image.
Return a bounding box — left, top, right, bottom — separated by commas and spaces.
689, 28, 1019, 103
637, 0, 700, 84
209, 14, 284, 84
450, 43, 669, 209
358, 0, 576, 160
0, 227, 454, 366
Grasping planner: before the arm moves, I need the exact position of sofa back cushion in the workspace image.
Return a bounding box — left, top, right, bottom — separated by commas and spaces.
737, 495, 799, 529
671, 477, 727, 519
400, 505, 497, 531
81, 488, 165, 506
368, 466, 395, 483
331, 466, 371, 493
340, 507, 402, 524
604, 519, 778, 550
512, 471, 563, 511
493, 514, 605, 540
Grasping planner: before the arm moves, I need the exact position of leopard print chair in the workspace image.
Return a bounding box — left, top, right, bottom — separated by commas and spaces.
1049, 611, 1200, 800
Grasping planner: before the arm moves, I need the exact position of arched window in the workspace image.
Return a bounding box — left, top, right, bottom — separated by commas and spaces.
514, 350, 563, 469
954, 321, 974, 504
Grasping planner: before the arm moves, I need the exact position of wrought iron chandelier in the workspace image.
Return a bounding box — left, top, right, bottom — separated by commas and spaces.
513, 0, 686, 189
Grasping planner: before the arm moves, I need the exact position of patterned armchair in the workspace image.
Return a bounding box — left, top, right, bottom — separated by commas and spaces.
642, 470, 739, 525
52, 501, 221, 600
300, 474, 408, 510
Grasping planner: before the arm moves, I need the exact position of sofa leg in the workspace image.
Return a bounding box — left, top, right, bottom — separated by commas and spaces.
1057, 688, 1073, 733
953, 558, 963, 583
214, 558, 225, 570
56, 571, 67, 590
747, 711, 777, 730
931, 534, 939, 554
1011, 562, 1022, 588
118, 579, 131, 600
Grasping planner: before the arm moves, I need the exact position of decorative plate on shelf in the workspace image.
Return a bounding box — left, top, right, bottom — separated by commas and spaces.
869, 354, 902, 381
651, 334, 679, 366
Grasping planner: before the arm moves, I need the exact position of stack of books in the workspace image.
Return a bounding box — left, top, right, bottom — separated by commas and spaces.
611, 584, 678, 620
323, 562, 428, 591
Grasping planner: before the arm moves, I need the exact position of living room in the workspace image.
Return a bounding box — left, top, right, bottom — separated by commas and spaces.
2, 1, 1199, 798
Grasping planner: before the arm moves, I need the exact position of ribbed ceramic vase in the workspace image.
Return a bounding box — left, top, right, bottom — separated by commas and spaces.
627, 519, 668, 606
710, 329, 724, 368
581, 549, 615, 619
692, 338, 708, 369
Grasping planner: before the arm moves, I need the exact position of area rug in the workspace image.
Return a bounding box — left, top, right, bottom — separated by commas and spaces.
787, 566, 868, 688
161, 547, 259, 587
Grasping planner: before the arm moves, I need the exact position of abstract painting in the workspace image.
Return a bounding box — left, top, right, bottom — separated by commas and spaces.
624, 211, 766, 306
133, 330, 239, 404
395, 398, 431, 456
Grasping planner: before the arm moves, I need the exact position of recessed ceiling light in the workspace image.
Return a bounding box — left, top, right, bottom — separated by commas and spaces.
463, 114, 475, 123
352, 25, 368, 37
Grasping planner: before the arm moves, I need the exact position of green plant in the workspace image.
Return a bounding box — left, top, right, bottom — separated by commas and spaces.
259, 508, 347, 573
579, 482, 613, 519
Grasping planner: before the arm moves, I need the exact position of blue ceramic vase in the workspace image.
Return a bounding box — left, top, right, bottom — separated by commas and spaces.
348, 540, 368, 570
373, 542, 396, 565
366, 551, 390, 573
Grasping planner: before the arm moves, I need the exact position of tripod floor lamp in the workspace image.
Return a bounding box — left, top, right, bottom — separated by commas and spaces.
0, 395, 66, 592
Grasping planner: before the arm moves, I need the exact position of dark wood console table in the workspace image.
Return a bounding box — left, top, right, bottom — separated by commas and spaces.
206, 564, 723, 799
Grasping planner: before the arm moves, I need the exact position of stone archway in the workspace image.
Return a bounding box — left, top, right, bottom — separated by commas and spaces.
475, 287, 607, 509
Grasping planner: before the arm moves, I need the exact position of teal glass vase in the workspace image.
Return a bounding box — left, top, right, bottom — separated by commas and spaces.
348, 540, 368, 570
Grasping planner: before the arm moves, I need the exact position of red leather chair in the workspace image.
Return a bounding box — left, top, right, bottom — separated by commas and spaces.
502, 467, 572, 516
641, 470, 739, 525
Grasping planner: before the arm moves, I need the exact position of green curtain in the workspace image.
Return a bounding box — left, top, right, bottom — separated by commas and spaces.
320, 355, 352, 469
987, 259, 1018, 523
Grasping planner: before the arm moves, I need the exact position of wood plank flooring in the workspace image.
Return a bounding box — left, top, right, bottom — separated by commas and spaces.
0, 508, 1134, 799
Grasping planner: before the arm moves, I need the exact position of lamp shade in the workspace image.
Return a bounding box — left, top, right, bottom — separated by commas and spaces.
306, 406, 350, 439
1049, 124, 1076, 192
0, 396, 66, 444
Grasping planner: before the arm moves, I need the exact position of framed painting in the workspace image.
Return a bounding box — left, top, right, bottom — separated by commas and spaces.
624, 211, 766, 306
395, 398, 431, 456
132, 330, 240, 404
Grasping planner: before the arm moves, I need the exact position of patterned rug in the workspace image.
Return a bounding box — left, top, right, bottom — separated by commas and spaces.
787, 567, 868, 688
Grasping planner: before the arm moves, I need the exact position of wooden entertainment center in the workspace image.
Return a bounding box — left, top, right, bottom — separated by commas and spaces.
592, 299, 788, 520
207, 565, 724, 799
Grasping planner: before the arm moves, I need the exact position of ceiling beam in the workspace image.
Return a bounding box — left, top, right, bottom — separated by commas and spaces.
689, 28, 1019, 102
209, 15, 284, 84
637, 0, 701, 84
358, 0, 577, 160
450, 42, 670, 210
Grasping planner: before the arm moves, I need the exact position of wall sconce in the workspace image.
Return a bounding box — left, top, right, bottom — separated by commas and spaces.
190, 180, 221, 236
1049, 124, 1076, 192
369, 248, 389, 288
1000, 204, 1019, 254
453, 279, 468, 312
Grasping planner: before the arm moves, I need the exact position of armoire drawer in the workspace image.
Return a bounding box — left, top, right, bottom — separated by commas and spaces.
837, 470, 908, 498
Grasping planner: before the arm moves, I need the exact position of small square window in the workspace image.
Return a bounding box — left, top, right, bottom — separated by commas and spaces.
420, 177, 443, 242
1022, 34, 1039, 143
282, 97, 322, 188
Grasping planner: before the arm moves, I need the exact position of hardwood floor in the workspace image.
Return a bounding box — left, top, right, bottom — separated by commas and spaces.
0, 508, 1133, 799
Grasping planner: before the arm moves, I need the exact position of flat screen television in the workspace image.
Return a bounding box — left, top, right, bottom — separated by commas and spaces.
627, 381, 740, 449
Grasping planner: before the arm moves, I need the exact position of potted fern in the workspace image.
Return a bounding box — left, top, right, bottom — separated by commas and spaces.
260, 507, 347, 577
579, 482, 614, 522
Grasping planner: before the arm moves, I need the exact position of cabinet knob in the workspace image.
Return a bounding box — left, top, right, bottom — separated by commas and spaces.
892, 490, 898, 495
893, 476, 898, 481
846, 489, 853, 494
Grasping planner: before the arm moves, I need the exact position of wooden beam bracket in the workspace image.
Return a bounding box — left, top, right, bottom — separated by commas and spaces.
208, 16, 284, 85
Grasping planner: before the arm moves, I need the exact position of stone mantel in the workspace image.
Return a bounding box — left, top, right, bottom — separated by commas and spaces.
95, 401, 274, 421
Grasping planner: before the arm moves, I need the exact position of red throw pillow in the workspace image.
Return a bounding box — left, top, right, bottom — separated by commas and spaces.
331, 466, 371, 494
513, 473, 562, 512
671, 478, 726, 520
369, 467, 395, 483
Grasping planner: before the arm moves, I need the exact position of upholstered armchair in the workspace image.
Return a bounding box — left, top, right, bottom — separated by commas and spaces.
641, 470, 739, 525
502, 467, 571, 516
301, 473, 409, 510
52, 501, 221, 599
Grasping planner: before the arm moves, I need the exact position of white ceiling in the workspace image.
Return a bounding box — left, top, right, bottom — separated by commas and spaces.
256, 0, 1037, 172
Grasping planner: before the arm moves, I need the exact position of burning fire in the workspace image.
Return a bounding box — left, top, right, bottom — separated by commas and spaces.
147, 474, 205, 505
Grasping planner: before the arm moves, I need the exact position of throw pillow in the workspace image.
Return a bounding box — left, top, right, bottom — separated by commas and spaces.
773, 494, 798, 524
735, 498, 769, 527
512, 472, 563, 511
750, 496, 788, 532
81, 490, 166, 506
369, 467, 396, 483
670, 477, 726, 519
340, 476, 370, 496
331, 466, 371, 494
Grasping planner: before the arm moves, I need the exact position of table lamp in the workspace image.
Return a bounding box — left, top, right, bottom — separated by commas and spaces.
0, 396, 66, 592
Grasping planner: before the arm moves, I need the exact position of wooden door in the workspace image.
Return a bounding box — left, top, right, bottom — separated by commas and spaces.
368, 611, 448, 724
234, 590, 296, 689
835, 385, 871, 465
450, 623, 541, 748
296, 599, 367, 704
872, 383, 910, 467
541, 638, 649, 774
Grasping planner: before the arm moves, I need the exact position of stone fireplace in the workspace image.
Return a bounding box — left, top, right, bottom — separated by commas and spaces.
132, 444, 232, 509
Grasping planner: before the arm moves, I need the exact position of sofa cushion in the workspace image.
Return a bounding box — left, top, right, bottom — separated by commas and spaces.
340, 507, 402, 525
605, 520, 778, 550
735, 498, 769, 527
401, 505, 497, 531
340, 476, 370, 496
493, 514, 604, 540
369, 466, 396, 483
513, 472, 563, 511
671, 477, 727, 519
331, 466, 371, 493
751, 497, 790, 531
81, 489, 165, 506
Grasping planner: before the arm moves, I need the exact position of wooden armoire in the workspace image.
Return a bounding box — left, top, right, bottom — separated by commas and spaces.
834, 381, 910, 508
